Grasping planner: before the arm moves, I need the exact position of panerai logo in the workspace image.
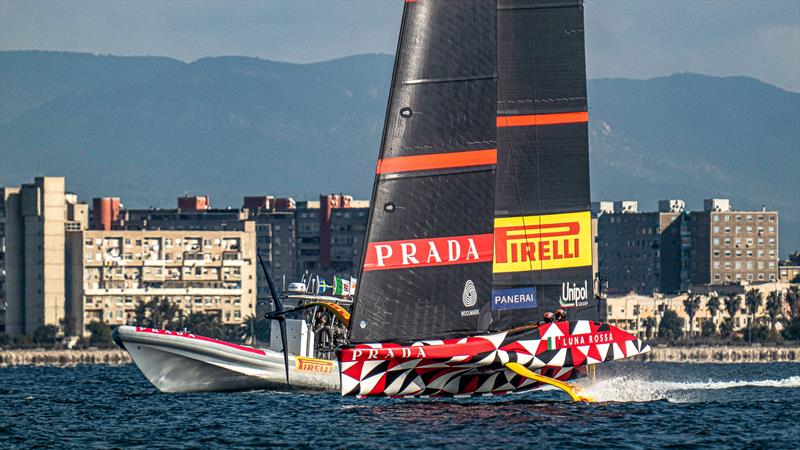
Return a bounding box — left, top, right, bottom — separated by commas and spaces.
559, 280, 589, 307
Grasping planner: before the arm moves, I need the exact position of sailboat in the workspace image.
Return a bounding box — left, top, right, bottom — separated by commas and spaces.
336, 0, 648, 400
115, 0, 649, 398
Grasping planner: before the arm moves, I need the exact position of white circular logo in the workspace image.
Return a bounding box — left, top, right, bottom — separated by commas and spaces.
462, 280, 477, 308
359, 320, 367, 329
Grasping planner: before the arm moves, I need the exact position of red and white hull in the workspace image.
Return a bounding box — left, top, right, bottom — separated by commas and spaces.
113, 326, 340, 393
339, 320, 649, 397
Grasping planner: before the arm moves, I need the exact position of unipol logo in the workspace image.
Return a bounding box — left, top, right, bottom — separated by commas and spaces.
493, 211, 592, 273
559, 280, 590, 308
462, 280, 477, 308
363, 234, 493, 271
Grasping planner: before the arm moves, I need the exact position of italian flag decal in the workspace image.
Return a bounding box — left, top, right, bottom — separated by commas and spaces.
547, 337, 555, 350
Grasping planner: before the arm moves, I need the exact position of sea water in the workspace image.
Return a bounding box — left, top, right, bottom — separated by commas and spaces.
1, 362, 798, 449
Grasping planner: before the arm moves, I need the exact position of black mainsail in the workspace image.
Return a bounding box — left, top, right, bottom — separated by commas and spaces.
349, 0, 596, 344
349, 0, 498, 343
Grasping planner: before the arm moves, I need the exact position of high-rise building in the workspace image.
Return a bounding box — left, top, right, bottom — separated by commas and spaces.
685, 199, 779, 287
596, 200, 683, 295
598, 198, 780, 295
0, 177, 88, 336
329, 205, 369, 275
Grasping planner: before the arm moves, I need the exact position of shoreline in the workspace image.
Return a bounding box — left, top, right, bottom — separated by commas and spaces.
2, 345, 798, 367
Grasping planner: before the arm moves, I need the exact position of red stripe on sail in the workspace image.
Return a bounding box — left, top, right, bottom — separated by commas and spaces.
376, 149, 496, 174
496, 111, 588, 128
363, 233, 494, 271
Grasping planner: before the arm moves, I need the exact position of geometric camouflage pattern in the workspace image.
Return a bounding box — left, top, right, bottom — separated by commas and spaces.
338, 320, 650, 397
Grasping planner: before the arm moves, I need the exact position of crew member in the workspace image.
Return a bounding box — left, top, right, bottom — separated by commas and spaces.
542, 311, 555, 323
555, 309, 567, 322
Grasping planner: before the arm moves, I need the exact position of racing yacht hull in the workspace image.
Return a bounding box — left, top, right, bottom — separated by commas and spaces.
113, 326, 339, 393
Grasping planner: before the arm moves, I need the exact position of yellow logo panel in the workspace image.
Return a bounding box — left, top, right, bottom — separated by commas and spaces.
493, 211, 592, 273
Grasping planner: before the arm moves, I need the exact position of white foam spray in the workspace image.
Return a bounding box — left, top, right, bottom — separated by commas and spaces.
575, 375, 800, 403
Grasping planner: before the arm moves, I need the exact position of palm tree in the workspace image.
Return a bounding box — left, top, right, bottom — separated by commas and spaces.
765, 291, 783, 333
744, 289, 764, 344
683, 294, 702, 339
134, 297, 180, 330
706, 293, 721, 331
786, 285, 800, 320
722, 295, 741, 338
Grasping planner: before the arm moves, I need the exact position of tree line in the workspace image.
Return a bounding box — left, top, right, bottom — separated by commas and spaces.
656, 286, 800, 343
0, 298, 271, 348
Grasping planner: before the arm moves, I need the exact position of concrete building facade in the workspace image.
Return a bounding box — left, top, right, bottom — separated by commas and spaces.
597, 200, 683, 295
598, 198, 780, 295
0, 177, 88, 336
65, 223, 257, 335
686, 203, 779, 287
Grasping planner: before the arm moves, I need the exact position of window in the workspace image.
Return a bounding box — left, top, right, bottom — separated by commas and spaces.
758, 273, 765, 280
713, 226, 720, 233
769, 262, 775, 269
735, 215, 742, 221
724, 226, 731, 233
125, 238, 131, 245
714, 274, 721, 280
724, 215, 730, 221
713, 215, 720, 222
713, 261, 720, 269
713, 238, 720, 246
84, 238, 93, 246
769, 238, 775, 246
735, 261, 742, 269
724, 250, 731, 257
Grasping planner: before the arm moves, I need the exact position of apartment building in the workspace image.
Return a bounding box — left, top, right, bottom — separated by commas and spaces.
596, 200, 683, 295
65, 223, 257, 335
686, 199, 779, 286
598, 198, 780, 295
0, 177, 88, 336
329, 204, 369, 275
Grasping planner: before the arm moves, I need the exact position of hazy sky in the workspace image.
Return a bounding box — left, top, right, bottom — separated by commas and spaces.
1, 0, 798, 91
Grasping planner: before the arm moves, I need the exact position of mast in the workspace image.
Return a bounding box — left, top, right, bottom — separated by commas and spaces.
491, 0, 596, 328
348, 0, 498, 343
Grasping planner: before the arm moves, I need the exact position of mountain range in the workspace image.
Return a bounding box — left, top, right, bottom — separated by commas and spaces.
1, 50, 798, 254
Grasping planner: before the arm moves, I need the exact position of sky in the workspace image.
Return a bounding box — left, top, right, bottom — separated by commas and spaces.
1, 0, 798, 91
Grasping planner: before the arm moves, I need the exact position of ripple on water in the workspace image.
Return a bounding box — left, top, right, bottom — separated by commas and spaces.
0, 362, 799, 449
